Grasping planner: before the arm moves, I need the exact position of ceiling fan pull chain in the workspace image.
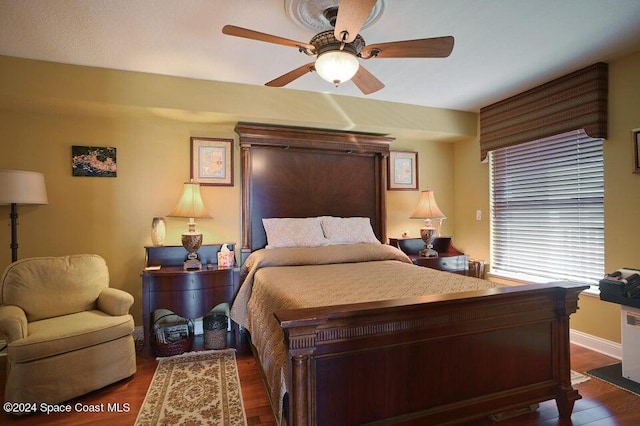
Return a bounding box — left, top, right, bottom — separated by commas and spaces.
338, 31, 349, 51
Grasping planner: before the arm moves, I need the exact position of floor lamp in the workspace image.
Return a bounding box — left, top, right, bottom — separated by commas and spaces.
0, 170, 48, 263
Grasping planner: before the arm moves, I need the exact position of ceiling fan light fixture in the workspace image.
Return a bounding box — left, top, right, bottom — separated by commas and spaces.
314, 50, 359, 86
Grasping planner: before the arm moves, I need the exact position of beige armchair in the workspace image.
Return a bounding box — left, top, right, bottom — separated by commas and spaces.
0, 254, 136, 404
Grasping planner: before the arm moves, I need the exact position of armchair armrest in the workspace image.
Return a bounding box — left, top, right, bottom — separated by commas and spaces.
97, 288, 134, 316
0, 305, 28, 343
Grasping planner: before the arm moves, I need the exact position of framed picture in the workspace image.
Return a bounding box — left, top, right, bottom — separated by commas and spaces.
388, 150, 418, 190
72, 146, 117, 177
633, 128, 640, 174
190, 137, 234, 186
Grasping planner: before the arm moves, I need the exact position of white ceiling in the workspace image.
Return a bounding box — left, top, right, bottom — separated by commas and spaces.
1, 0, 640, 112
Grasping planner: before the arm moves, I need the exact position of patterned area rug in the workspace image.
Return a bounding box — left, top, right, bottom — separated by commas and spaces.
135, 349, 247, 426
571, 370, 590, 385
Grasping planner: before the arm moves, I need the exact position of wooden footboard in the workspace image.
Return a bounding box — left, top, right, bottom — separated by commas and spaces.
275, 282, 588, 426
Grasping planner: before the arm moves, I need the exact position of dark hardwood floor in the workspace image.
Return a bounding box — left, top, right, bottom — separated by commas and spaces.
0, 336, 637, 425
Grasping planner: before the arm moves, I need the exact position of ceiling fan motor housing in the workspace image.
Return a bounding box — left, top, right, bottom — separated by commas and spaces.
310, 30, 365, 56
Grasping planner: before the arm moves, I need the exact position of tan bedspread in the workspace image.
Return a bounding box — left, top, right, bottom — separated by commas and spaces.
229, 244, 504, 424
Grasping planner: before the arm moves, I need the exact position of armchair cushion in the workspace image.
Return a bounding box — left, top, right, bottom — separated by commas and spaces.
8, 310, 134, 363
97, 287, 134, 316
0, 305, 27, 342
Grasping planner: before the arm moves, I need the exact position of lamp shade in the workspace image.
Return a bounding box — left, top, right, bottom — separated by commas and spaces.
0, 170, 48, 205
410, 189, 445, 220
167, 181, 212, 219
315, 50, 360, 85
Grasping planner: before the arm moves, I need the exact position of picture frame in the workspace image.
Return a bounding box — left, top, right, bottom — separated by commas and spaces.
190, 137, 234, 186
387, 150, 419, 190
633, 128, 640, 174
71, 146, 117, 177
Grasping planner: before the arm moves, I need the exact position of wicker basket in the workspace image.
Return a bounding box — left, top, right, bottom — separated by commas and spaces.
152, 333, 193, 357
152, 312, 194, 357
203, 313, 228, 350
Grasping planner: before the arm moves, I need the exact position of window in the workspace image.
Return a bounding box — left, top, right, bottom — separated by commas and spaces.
489, 129, 604, 284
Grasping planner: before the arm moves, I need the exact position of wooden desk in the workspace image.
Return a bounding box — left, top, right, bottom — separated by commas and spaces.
389, 237, 469, 275
141, 244, 239, 357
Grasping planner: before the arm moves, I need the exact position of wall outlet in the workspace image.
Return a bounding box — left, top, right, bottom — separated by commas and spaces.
475, 210, 482, 221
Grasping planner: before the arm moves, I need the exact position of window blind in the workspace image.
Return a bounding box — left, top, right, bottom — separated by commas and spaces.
489, 129, 604, 284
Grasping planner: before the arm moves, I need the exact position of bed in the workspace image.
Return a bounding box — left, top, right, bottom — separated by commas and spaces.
231, 123, 588, 425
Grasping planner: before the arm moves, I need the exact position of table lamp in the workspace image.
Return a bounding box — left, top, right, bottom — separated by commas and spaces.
167, 180, 212, 270
0, 170, 48, 262
410, 189, 446, 257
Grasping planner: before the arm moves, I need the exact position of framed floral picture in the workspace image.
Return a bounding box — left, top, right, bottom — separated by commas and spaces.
633, 128, 640, 174
387, 150, 418, 190
190, 137, 234, 186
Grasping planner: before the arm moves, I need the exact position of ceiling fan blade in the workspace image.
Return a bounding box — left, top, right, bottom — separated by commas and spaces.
351, 65, 385, 95
361, 36, 455, 59
333, 0, 376, 43
265, 62, 316, 87
222, 25, 315, 51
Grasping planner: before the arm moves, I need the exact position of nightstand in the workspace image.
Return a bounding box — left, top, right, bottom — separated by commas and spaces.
140, 243, 239, 357
389, 237, 469, 275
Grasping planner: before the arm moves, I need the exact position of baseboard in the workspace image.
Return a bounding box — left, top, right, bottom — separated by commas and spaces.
570, 328, 622, 360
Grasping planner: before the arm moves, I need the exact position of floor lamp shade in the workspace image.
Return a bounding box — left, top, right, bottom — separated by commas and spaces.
0, 170, 48, 205
0, 170, 49, 262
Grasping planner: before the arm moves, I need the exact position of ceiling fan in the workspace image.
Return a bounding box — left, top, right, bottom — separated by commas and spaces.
222, 0, 454, 95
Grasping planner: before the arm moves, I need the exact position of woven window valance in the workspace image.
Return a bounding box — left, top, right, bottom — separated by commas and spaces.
479, 62, 608, 161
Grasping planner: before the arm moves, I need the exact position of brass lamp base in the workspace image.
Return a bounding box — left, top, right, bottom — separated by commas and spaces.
419, 247, 438, 258
419, 226, 438, 258
183, 257, 202, 270
181, 233, 203, 270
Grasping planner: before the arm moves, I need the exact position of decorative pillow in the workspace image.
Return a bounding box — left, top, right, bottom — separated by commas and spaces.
320, 216, 381, 245
263, 217, 328, 249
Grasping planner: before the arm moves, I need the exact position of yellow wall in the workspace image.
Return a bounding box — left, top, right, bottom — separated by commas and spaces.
453, 51, 640, 343
0, 55, 474, 325
386, 140, 456, 240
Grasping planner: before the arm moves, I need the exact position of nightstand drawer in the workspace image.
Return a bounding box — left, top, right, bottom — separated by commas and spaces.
414, 255, 469, 274
145, 269, 234, 292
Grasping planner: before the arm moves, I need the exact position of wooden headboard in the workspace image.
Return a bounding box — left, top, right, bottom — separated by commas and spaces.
235, 123, 394, 260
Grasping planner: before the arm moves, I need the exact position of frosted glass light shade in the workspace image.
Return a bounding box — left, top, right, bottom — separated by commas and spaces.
315, 50, 359, 85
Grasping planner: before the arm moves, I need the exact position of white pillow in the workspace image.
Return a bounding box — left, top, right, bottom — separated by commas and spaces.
320, 216, 381, 245
262, 217, 327, 249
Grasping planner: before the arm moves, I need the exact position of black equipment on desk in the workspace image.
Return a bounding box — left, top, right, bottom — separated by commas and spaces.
600, 268, 640, 299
